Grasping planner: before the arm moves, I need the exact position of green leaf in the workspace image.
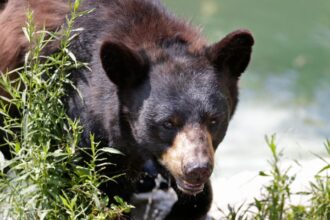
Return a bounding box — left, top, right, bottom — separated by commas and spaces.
114, 196, 124, 204
99, 147, 124, 155
74, 166, 91, 177
22, 27, 30, 42
74, 0, 81, 11
60, 195, 70, 208
259, 171, 269, 177
318, 164, 330, 174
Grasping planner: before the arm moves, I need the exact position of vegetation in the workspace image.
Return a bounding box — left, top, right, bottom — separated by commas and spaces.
0, 1, 132, 219
220, 136, 330, 220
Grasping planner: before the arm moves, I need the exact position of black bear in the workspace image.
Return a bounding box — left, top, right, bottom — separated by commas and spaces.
0, 0, 254, 219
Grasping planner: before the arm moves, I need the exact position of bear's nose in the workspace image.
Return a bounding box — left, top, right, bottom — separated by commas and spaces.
183, 162, 212, 184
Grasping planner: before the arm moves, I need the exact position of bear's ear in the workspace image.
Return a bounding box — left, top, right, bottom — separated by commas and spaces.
206, 29, 254, 78
100, 41, 149, 88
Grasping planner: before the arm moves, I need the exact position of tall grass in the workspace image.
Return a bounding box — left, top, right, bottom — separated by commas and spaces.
0, 1, 132, 219
220, 136, 330, 220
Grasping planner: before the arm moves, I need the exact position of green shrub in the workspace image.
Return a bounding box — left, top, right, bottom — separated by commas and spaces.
220, 136, 330, 220
0, 1, 132, 219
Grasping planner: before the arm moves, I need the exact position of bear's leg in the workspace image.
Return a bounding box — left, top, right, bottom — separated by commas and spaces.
165, 180, 212, 220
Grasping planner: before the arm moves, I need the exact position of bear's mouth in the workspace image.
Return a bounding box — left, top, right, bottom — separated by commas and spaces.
176, 179, 204, 195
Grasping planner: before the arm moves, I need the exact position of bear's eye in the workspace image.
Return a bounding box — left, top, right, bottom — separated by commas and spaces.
162, 120, 175, 129
161, 116, 182, 130
208, 117, 219, 128
210, 119, 218, 125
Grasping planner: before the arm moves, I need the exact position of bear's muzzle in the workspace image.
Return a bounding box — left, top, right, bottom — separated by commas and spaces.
159, 123, 214, 195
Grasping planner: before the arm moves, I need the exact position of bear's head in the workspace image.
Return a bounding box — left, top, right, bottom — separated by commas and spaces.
100, 30, 254, 195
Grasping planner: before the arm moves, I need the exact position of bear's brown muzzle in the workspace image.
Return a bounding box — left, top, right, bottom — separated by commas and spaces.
159, 123, 214, 195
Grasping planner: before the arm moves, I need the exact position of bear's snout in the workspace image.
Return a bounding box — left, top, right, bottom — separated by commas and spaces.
159, 123, 215, 195
183, 161, 213, 184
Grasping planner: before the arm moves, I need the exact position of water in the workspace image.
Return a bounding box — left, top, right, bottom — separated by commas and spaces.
163, 0, 330, 215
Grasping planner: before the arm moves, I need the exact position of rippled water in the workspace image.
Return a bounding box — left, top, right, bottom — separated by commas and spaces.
163, 0, 330, 214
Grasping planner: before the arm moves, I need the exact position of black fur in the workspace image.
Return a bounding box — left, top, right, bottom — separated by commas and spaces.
54, 1, 253, 219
